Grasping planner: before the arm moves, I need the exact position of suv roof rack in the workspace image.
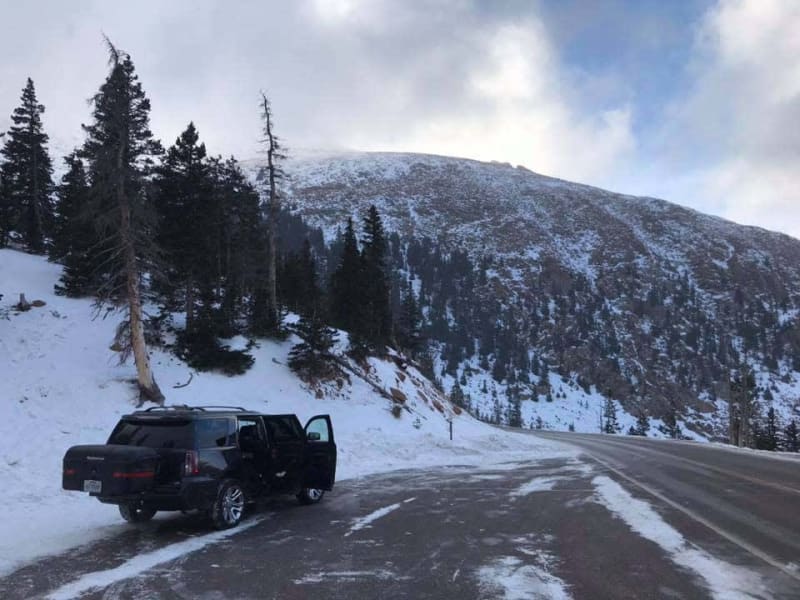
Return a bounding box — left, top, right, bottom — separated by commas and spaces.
142, 405, 248, 412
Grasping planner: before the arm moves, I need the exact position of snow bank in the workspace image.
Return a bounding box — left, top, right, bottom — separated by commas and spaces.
592, 475, 769, 600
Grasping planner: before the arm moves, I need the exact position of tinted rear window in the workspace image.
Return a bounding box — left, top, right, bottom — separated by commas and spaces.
195, 418, 236, 448
108, 419, 194, 449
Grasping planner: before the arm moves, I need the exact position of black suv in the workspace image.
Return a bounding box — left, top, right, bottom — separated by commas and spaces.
62, 406, 337, 529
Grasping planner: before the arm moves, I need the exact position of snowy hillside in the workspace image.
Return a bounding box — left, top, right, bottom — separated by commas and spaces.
242, 150, 800, 439
0, 248, 571, 576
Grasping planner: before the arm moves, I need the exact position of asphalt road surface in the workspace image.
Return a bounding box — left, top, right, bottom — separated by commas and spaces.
2, 433, 799, 599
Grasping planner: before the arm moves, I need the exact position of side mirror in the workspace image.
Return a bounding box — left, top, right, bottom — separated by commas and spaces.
307, 431, 321, 441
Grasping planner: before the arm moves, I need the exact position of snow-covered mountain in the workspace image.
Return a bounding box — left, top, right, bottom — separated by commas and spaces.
248, 150, 800, 438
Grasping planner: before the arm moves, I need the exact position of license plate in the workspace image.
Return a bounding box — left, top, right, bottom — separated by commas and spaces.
83, 480, 102, 493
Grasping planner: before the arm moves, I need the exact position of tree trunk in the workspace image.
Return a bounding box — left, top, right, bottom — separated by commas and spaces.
117, 143, 163, 404
185, 276, 194, 333
262, 94, 279, 329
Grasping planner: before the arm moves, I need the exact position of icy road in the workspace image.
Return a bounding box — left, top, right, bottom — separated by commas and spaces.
1, 434, 799, 599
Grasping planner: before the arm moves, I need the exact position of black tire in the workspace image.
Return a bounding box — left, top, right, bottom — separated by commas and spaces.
297, 488, 325, 505
118, 503, 156, 523
210, 480, 246, 529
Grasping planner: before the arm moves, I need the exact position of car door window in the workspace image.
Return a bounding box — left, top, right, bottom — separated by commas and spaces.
237, 418, 264, 449
305, 416, 331, 442
266, 417, 302, 443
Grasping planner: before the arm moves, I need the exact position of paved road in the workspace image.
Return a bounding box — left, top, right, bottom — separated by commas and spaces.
1, 434, 799, 599
535, 432, 800, 584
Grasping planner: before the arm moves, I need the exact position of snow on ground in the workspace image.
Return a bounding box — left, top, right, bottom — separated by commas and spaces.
0, 249, 574, 576
592, 475, 769, 600
478, 552, 572, 600
344, 496, 416, 537
44, 517, 265, 600
510, 476, 564, 498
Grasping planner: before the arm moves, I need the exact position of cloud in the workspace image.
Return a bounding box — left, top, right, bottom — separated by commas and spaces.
655, 0, 800, 237
350, 18, 637, 184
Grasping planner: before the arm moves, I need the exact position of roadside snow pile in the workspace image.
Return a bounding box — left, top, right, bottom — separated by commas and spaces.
592, 476, 769, 600
0, 248, 573, 575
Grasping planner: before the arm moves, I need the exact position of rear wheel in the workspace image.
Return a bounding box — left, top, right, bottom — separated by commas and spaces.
210, 480, 246, 529
297, 488, 325, 505
118, 503, 156, 523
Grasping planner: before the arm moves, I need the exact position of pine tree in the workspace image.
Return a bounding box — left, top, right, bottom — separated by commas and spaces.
603, 398, 619, 434
635, 411, 649, 436
0, 78, 53, 251
80, 39, 164, 403
396, 280, 423, 357
359, 205, 392, 351
784, 420, 799, 452
52, 153, 97, 296
449, 380, 466, 409
213, 157, 263, 335
281, 239, 320, 317
155, 122, 214, 334
288, 308, 339, 380
329, 217, 363, 333
756, 406, 779, 451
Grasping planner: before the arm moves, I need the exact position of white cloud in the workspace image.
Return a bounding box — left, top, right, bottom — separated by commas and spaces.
352, 20, 636, 185
655, 0, 800, 237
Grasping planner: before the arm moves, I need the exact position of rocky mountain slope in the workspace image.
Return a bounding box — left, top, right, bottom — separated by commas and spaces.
251, 150, 800, 439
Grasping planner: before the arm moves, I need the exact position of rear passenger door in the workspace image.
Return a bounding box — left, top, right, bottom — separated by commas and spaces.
303, 415, 336, 491
262, 416, 305, 493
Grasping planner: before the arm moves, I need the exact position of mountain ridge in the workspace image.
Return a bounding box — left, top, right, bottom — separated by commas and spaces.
248, 149, 800, 439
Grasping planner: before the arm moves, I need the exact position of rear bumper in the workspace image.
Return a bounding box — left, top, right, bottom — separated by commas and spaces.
95, 477, 218, 512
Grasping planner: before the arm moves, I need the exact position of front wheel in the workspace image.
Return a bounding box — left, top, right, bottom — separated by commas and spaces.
297, 488, 325, 505
210, 480, 246, 529
119, 503, 156, 523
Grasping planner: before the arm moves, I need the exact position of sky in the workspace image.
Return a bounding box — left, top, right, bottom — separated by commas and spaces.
0, 0, 798, 238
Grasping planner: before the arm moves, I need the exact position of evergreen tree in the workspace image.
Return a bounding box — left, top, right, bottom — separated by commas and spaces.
288, 308, 339, 380
329, 217, 363, 333
396, 280, 423, 357
52, 153, 97, 296
634, 411, 649, 436
0, 78, 53, 251
449, 380, 466, 408
281, 239, 320, 317
80, 39, 164, 403
603, 398, 619, 434
506, 391, 522, 428
156, 123, 211, 324
213, 157, 263, 336
755, 406, 779, 451
359, 205, 392, 350
784, 420, 799, 452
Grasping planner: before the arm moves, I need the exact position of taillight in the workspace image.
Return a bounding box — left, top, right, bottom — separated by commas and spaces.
64, 468, 76, 476
184, 451, 199, 476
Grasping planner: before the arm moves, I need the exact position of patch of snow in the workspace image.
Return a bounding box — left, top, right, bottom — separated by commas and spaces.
45, 517, 264, 600
344, 497, 416, 537
510, 477, 564, 497
477, 555, 572, 600
592, 475, 768, 600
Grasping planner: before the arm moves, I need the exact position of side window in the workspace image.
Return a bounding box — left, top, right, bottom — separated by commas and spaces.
195, 418, 236, 448
266, 417, 302, 443
306, 417, 330, 443
237, 418, 264, 448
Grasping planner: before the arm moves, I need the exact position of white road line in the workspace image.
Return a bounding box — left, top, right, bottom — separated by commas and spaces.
588, 453, 800, 584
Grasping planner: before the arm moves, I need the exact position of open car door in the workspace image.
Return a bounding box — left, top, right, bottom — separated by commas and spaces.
303, 415, 337, 491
